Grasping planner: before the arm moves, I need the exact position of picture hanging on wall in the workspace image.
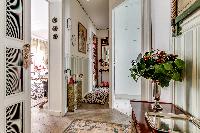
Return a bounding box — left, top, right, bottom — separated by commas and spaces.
6, 0, 23, 40
78, 22, 87, 54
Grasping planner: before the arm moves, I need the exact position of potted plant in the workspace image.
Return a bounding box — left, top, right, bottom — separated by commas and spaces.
130, 50, 185, 111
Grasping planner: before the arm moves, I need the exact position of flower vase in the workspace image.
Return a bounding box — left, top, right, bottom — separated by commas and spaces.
152, 82, 163, 111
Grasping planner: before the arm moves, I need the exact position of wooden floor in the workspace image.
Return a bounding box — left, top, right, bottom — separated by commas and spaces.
31, 102, 132, 133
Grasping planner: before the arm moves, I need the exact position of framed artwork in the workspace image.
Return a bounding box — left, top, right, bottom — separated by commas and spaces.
78, 22, 87, 54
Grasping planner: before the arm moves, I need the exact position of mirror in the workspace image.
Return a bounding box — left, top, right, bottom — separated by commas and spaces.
101, 38, 109, 67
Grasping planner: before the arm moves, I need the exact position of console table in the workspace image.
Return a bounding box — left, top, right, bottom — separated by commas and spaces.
130, 100, 189, 133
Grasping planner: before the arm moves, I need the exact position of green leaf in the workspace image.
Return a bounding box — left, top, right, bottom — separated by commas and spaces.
172, 72, 181, 81
175, 59, 185, 69
164, 62, 173, 70
154, 64, 165, 73
160, 81, 170, 88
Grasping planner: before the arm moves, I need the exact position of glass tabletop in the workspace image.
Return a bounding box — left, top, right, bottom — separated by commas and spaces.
145, 112, 200, 133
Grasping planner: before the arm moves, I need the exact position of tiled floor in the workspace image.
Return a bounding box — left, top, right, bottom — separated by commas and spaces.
114, 99, 132, 116
31, 102, 132, 133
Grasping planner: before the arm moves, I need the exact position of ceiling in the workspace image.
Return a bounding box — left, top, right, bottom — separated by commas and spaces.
78, 0, 109, 30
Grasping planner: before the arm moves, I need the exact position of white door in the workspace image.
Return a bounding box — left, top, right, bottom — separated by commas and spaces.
113, 0, 141, 99
0, 0, 31, 132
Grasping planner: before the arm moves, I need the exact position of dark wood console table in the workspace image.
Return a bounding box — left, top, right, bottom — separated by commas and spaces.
130, 100, 189, 133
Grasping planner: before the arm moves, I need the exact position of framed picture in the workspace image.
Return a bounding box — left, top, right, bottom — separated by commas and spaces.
78, 22, 87, 54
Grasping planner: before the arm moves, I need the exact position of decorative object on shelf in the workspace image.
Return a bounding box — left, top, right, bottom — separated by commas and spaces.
52, 17, 58, 23
78, 22, 87, 54
6, 0, 23, 40
52, 26, 58, 31
71, 35, 76, 47
130, 50, 185, 111
53, 34, 58, 39
23, 44, 31, 69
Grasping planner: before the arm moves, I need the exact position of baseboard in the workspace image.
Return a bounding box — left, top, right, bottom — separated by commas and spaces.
115, 94, 141, 100
48, 110, 62, 116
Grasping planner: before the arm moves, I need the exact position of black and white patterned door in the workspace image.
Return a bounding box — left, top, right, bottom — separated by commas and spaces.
1, 0, 31, 132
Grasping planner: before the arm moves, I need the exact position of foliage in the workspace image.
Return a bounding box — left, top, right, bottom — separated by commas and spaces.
129, 50, 185, 87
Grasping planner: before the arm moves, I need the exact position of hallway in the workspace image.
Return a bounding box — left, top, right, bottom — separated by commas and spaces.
31, 102, 132, 133
2, 0, 200, 132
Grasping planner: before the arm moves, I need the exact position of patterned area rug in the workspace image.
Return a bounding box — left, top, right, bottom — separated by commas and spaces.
63, 119, 131, 133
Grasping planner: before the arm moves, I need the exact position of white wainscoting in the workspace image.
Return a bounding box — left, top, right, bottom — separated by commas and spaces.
174, 9, 200, 118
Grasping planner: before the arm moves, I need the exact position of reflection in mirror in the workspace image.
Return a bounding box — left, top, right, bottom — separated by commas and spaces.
101, 38, 109, 67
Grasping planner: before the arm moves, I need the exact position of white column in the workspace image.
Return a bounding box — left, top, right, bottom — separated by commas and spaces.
48, 0, 66, 116
141, 0, 152, 101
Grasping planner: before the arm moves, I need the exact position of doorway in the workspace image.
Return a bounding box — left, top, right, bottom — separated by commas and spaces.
31, 0, 49, 109
112, 0, 142, 114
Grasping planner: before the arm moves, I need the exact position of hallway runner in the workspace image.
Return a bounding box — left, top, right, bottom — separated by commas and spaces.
63, 119, 132, 133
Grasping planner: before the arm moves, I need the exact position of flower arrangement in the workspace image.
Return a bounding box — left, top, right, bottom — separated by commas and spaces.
130, 50, 185, 87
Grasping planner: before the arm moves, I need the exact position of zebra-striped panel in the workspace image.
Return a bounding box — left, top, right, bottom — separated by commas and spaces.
6, 47, 23, 96
6, 102, 23, 133
6, 0, 23, 40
